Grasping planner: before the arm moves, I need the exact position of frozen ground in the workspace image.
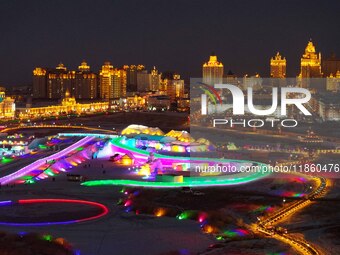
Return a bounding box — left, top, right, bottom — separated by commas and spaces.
0, 179, 213, 255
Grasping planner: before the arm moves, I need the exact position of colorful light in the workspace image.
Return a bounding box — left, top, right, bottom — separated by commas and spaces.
0, 136, 94, 185
0, 199, 109, 226
0, 200, 12, 206
154, 208, 166, 217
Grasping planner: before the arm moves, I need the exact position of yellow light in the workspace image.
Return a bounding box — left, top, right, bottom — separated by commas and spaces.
154, 208, 166, 217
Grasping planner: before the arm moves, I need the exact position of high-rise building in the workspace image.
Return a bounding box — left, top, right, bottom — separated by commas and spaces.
33, 68, 47, 98
33, 62, 98, 99
124, 65, 145, 92
150, 66, 161, 91
270, 52, 286, 78
300, 40, 322, 79
99, 62, 114, 99
46, 63, 76, 99
74, 61, 98, 99
114, 69, 127, 98
165, 74, 185, 101
203, 54, 224, 85
99, 62, 126, 99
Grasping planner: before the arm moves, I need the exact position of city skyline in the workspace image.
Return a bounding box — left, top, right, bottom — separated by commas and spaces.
0, 0, 339, 86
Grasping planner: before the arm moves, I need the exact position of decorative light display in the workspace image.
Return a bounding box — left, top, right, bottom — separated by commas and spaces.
0, 199, 109, 226
0, 136, 94, 185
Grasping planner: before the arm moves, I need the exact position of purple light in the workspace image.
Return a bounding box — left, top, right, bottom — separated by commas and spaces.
0, 137, 94, 185
0, 200, 12, 206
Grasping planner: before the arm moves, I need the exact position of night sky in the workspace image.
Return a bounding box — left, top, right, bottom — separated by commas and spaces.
0, 0, 339, 86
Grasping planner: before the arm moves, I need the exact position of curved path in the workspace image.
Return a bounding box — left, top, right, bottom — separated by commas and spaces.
82, 136, 271, 187
254, 175, 328, 255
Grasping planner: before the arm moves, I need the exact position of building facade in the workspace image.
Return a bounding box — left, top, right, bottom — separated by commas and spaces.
124, 65, 145, 92
299, 40, 322, 79
17, 91, 108, 119
47, 63, 74, 99
33, 61, 97, 99
166, 74, 185, 101
150, 66, 161, 91
270, 52, 286, 78
203, 54, 224, 85
99, 62, 127, 99
0, 92, 16, 119
74, 61, 97, 99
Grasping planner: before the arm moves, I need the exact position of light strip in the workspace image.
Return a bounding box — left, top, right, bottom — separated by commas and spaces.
0, 199, 109, 226
0, 136, 94, 185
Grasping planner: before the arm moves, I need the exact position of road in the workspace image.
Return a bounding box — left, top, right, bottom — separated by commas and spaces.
254, 176, 328, 255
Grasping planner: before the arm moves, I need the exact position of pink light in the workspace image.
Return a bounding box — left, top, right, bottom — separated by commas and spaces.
124, 200, 132, 207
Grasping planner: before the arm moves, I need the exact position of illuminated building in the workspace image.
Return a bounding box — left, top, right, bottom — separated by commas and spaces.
150, 66, 161, 91
326, 71, 340, 92
99, 62, 127, 99
0, 91, 16, 119
47, 63, 75, 99
135, 67, 161, 92
166, 74, 185, 101
99, 62, 114, 99
120, 69, 127, 97
322, 54, 340, 77
203, 54, 224, 85
75, 61, 98, 99
124, 65, 145, 92
299, 40, 322, 88
270, 52, 286, 78
34, 61, 97, 99
159, 78, 168, 93
17, 91, 108, 119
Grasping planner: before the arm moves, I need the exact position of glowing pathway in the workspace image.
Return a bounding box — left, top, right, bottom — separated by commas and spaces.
0, 199, 109, 226
254, 176, 327, 255
81, 173, 269, 188
0, 136, 94, 185
82, 137, 270, 188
